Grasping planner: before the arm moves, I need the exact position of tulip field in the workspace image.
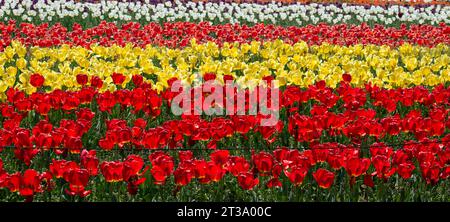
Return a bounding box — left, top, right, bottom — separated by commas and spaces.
0, 0, 449, 202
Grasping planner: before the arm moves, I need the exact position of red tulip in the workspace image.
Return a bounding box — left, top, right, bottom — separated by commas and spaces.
210, 150, 229, 167
123, 155, 148, 195
205, 162, 226, 183
20, 169, 43, 201
132, 75, 143, 87
123, 155, 147, 181
252, 151, 274, 176
76, 74, 88, 86
227, 156, 250, 176
372, 155, 396, 179
342, 73, 352, 83
64, 168, 91, 197
203, 73, 216, 81
284, 166, 308, 186
345, 157, 371, 177
111, 73, 126, 85
81, 150, 99, 176
237, 172, 259, 190
178, 151, 194, 162
149, 165, 166, 184
49, 159, 79, 178
30, 74, 45, 88
90, 76, 103, 89
100, 161, 124, 182
420, 161, 441, 185
192, 160, 208, 183
149, 152, 174, 177
397, 162, 415, 179
5, 173, 20, 193
4, 169, 43, 202
134, 118, 147, 128
174, 166, 193, 186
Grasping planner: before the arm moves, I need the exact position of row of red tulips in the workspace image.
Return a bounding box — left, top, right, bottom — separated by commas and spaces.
1, 75, 449, 164
1, 21, 449, 49
15, 73, 450, 115
2, 104, 448, 164
1, 139, 450, 202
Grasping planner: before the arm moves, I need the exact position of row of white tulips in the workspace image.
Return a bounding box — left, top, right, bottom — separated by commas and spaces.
0, 0, 449, 25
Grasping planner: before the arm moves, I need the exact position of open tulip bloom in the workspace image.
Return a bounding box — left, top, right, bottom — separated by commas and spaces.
0, 0, 449, 202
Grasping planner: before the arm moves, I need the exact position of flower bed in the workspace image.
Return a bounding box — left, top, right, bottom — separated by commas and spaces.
0, 1, 449, 202
1, 0, 449, 26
